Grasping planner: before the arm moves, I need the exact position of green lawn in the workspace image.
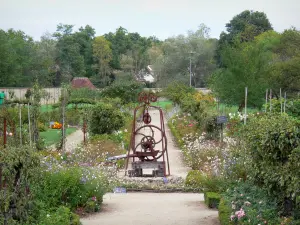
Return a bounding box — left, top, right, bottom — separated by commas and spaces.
212, 104, 260, 115
40, 127, 78, 146
152, 100, 173, 110
40, 104, 94, 113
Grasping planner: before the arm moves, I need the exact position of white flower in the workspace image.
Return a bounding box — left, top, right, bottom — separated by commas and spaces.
47, 214, 50, 218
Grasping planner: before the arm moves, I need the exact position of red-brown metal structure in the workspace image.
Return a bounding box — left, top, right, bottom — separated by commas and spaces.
125, 92, 170, 177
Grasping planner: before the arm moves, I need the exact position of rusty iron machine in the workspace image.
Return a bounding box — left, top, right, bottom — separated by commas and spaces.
125, 92, 170, 177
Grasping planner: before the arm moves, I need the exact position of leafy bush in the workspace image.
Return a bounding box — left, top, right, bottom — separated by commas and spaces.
185, 170, 206, 189
218, 198, 232, 225
0, 145, 40, 224
89, 102, 125, 135
164, 81, 196, 105
37, 206, 80, 225
38, 121, 48, 132
204, 192, 221, 209
69, 87, 101, 100
220, 181, 280, 225
241, 113, 300, 216
185, 170, 227, 192
264, 98, 300, 118
100, 81, 144, 104
31, 167, 107, 211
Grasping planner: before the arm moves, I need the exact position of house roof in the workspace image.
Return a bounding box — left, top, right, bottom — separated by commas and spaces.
71, 77, 96, 89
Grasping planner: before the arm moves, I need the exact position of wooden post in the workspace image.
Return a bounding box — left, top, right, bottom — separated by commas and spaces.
62, 88, 66, 153
19, 104, 22, 146
270, 89, 272, 113
265, 89, 268, 112
244, 87, 247, 125
27, 103, 32, 147
3, 118, 6, 148
280, 88, 283, 114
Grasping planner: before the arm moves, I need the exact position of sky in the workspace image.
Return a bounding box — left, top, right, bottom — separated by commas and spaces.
0, 0, 299, 41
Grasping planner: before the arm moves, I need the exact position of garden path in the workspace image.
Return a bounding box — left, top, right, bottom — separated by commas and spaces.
49, 129, 84, 152
80, 193, 220, 225
81, 109, 220, 225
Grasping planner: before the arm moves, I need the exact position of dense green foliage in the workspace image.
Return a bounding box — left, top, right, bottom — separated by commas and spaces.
100, 81, 144, 104
89, 102, 125, 135
241, 113, 300, 217
211, 27, 300, 108
32, 167, 105, 211
1, 10, 299, 93
0, 145, 40, 224
153, 24, 217, 87
204, 192, 221, 209
220, 182, 280, 225
216, 10, 273, 66
265, 98, 300, 118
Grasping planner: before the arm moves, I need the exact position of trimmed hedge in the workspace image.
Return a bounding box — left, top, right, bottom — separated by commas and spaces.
204, 192, 221, 209
218, 198, 232, 225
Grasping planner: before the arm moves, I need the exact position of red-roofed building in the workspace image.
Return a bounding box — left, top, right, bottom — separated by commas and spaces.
71, 77, 96, 89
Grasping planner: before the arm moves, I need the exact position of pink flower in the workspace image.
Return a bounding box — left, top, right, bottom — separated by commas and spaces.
188, 124, 193, 127
235, 208, 245, 219
91, 196, 97, 201
230, 215, 235, 221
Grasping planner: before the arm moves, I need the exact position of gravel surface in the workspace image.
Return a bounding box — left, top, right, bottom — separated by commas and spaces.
81, 193, 220, 225
48, 129, 84, 152
81, 108, 220, 225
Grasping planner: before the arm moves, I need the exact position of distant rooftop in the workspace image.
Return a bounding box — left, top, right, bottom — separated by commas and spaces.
71, 77, 96, 89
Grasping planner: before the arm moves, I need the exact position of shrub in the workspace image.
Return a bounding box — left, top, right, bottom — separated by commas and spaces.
38, 121, 47, 132
185, 170, 227, 192
220, 181, 280, 225
100, 81, 144, 104
241, 113, 300, 216
185, 170, 206, 189
164, 81, 195, 105
38, 206, 80, 225
204, 192, 221, 208
69, 87, 101, 100
218, 198, 232, 225
264, 98, 300, 118
31, 167, 107, 211
89, 102, 125, 135
0, 145, 40, 224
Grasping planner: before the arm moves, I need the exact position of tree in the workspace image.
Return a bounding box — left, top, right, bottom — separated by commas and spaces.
153, 24, 217, 87
54, 24, 86, 82
271, 28, 300, 94
33, 32, 57, 86
92, 36, 113, 86
210, 32, 277, 108
104, 27, 130, 69
216, 10, 273, 66
73, 25, 96, 77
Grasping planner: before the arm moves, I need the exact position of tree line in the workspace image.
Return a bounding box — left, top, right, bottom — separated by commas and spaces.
0, 9, 299, 105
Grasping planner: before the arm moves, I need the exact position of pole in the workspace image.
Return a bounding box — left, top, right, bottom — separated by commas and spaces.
19, 104, 22, 146
265, 89, 268, 112
280, 88, 282, 114
244, 87, 247, 125
3, 118, 6, 148
62, 88, 66, 153
284, 92, 287, 113
270, 89, 272, 113
189, 55, 192, 87
27, 103, 32, 147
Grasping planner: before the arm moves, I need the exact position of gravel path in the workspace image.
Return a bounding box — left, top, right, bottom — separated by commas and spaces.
81, 193, 220, 225
49, 129, 84, 152
81, 107, 220, 225
64, 129, 85, 152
